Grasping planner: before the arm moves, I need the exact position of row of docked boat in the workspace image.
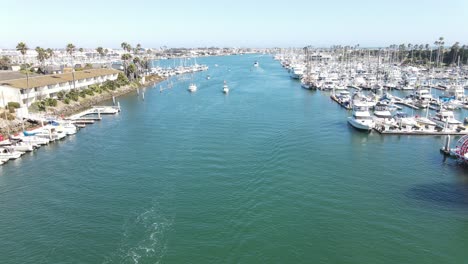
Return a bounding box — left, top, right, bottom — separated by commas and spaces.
0, 106, 120, 166
345, 91, 465, 133
274, 49, 468, 134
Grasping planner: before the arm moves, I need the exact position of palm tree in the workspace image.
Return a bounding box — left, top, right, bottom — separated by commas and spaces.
121, 53, 132, 76
46, 48, 54, 64
35, 47, 47, 73
66, 43, 76, 68
16, 42, 28, 64
135, 43, 142, 55
96, 46, 104, 61
121, 42, 132, 53
121, 42, 128, 51
451, 42, 460, 65
434, 37, 444, 67
127, 63, 137, 80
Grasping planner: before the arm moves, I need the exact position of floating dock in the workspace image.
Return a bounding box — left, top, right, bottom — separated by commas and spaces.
374, 127, 468, 135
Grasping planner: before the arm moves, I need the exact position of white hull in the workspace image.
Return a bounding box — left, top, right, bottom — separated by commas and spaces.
188, 84, 197, 92
348, 117, 374, 131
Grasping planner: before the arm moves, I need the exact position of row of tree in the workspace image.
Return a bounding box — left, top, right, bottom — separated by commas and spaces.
321, 37, 468, 67
14, 42, 151, 79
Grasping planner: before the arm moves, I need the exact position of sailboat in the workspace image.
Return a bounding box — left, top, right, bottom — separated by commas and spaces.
223, 81, 229, 94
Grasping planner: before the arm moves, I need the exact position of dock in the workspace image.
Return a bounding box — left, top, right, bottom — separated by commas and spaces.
374, 127, 468, 135
394, 101, 419, 110
330, 94, 352, 110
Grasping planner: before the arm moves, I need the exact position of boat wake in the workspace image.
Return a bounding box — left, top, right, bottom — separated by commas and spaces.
104, 203, 174, 264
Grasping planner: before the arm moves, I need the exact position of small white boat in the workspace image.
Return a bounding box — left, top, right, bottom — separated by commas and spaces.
374, 105, 392, 119
188, 83, 197, 92
206, 75, 211, 80
393, 112, 419, 127
253, 61, 259, 67
223, 81, 229, 94
348, 102, 375, 131
9, 142, 34, 152
0, 148, 23, 160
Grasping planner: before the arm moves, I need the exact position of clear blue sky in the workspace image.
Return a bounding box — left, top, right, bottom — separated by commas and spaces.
1, 0, 467, 49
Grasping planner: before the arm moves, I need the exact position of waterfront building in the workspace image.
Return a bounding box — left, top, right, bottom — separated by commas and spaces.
0, 68, 119, 112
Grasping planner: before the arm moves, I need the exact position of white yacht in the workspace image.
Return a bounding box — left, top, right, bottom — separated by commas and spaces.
430, 110, 463, 131
223, 81, 229, 94
289, 66, 305, 79
188, 83, 197, 92
253, 61, 259, 67
348, 103, 375, 131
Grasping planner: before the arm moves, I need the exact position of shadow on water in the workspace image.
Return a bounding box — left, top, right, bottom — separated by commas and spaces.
407, 164, 468, 207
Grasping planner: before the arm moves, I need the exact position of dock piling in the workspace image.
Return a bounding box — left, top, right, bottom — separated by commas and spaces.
444, 135, 451, 153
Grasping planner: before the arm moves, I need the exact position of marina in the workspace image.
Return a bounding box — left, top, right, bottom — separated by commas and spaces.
2, 0, 468, 262
2, 55, 468, 263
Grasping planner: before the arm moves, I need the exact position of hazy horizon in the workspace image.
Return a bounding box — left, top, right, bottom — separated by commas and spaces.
1, 0, 467, 49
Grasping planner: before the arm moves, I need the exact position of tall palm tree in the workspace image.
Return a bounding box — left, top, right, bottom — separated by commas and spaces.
66, 43, 76, 68
96, 46, 104, 61
46, 48, 54, 64
121, 42, 128, 51
121, 42, 132, 53
434, 37, 444, 67
451, 42, 460, 65
16, 42, 28, 64
135, 43, 142, 55
121, 53, 132, 76
35, 47, 47, 72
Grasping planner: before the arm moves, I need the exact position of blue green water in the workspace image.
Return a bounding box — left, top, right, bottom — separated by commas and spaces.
1, 55, 468, 263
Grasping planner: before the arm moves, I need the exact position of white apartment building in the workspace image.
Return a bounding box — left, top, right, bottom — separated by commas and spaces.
0, 69, 120, 109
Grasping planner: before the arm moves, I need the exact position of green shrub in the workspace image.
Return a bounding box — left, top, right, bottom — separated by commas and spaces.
79, 90, 87, 98
7, 102, 20, 109
84, 88, 94, 96
116, 72, 129, 86
44, 98, 57, 107
57, 91, 65, 100
8, 107, 16, 113
64, 98, 70, 104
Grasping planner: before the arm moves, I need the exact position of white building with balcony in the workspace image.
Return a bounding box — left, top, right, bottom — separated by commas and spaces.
0, 69, 120, 110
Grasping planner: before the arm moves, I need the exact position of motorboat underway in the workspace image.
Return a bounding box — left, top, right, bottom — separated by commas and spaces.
253, 61, 259, 67
206, 75, 211, 80
223, 81, 229, 94
430, 110, 463, 131
188, 83, 197, 92
348, 102, 375, 131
